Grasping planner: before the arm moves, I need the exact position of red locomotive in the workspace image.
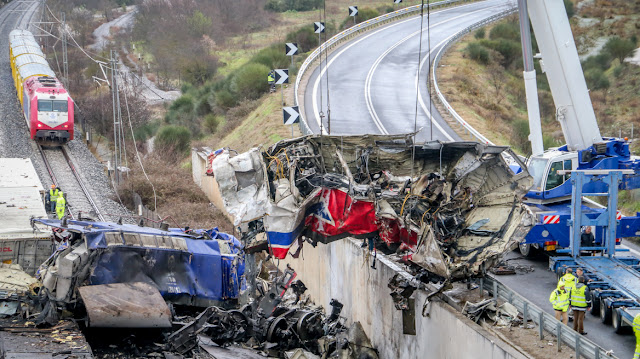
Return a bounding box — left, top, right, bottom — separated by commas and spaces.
9, 30, 73, 145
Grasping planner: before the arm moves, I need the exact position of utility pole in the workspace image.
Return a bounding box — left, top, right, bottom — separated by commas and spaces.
110, 51, 121, 185
61, 12, 68, 90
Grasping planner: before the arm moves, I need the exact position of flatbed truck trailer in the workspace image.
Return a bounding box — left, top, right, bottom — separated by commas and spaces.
548, 170, 640, 334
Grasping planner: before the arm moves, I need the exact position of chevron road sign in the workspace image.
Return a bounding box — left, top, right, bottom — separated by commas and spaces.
394, 0, 402, 3
283, 106, 300, 125
285, 43, 299, 56
349, 6, 358, 17
314, 22, 325, 33
274, 69, 289, 85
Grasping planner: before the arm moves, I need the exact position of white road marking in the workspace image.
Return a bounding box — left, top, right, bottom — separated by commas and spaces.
311, 1, 498, 134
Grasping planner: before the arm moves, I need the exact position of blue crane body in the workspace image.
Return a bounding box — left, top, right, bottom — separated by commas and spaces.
511, 0, 640, 254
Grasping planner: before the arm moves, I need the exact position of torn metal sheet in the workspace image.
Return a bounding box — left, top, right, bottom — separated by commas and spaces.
78, 282, 172, 328
34, 219, 245, 308
211, 135, 533, 280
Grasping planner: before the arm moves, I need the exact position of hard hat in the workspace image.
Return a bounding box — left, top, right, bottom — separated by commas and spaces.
51, 184, 56, 189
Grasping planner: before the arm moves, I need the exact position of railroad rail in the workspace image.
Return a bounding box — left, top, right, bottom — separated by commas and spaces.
38, 145, 105, 221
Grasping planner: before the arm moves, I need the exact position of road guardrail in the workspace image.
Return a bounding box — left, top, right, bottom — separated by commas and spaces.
483, 275, 617, 359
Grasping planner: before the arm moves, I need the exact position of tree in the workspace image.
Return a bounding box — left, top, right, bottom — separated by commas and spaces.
605, 37, 636, 64
187, 10, 212, 37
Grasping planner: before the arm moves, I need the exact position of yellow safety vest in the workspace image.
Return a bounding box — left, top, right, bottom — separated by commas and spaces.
633, 314, 640, 359
267, 74, 274, 82
570, 285, 588, 308
559, 273, 577, 291
550, 288, 570, 312
56, 196, 66, 219
50, 188, 59, 201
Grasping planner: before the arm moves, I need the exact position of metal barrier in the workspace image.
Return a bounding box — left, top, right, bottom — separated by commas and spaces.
294, 0, 470, 135
431, 8, 517, 144
483, 275, 617, 359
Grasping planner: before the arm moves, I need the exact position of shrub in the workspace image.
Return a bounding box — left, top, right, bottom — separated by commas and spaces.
251, 46, 290, 70
341, 8, 379, 29
489, 22, 519, 42
155, 125, 192, 156
512, 119, 531, 154
230, 63, 271, 100
286, 25, 317, 53
584, 68, 610, 90
564, 0, 575, 18
265, 0, 322, 12
604, 36, 636, 64
613, 65, 624, 78
214, 89, 238, 109
582, 53, 612, 71
475, 28, 485, 39
494, 39, 521, 67
466, 42, 489, 64
203, 114, 221, 134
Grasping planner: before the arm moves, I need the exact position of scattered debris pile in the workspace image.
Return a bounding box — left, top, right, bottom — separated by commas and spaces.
210, 135, 533, 281
169, 263, 378, 358
463, 298, 521, 327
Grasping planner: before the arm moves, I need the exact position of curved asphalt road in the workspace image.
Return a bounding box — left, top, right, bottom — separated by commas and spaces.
302, 0, 636, 357
303, 0, 513, 142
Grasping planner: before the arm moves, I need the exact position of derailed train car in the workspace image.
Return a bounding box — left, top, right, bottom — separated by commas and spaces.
9, 30, 74, 144
210, 135, 534, 281
32, 219, 245, 310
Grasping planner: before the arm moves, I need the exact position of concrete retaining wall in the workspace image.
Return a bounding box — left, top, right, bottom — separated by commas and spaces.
282, 239, 528, 359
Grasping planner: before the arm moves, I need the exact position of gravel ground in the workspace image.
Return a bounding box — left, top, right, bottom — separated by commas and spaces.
0, 1, 133, 223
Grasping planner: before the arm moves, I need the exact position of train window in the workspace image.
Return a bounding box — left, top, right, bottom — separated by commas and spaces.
37, 100, 52, 112
52, 101, 67, 112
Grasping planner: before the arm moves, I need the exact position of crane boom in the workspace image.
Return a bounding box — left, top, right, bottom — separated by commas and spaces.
526, 0, 602, 151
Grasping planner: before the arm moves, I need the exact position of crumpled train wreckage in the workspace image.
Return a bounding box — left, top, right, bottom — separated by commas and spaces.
0, 218, 375, 358
210, 135, 533, 281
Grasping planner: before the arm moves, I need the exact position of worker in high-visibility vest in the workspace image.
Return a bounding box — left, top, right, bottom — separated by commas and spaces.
570, 276, 591, 335
47, 184, 59, 213
55, 191, 66, 220
267, 70, 275, 84
633, 313, 640, 359
550, 282, 570, 325
558, 267, 577, 291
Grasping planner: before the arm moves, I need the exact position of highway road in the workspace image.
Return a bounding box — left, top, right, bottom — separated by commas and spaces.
499, 242, 640, 358
303, 0, 514, 142
302, 0, 636, 357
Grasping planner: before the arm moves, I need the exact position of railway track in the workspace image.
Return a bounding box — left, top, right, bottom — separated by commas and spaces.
38, 144, 105, 221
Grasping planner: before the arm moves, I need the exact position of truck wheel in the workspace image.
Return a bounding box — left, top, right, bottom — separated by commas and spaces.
612, 308, 624, 334
600, 300, 612, 324
590, 291, 600, 316
518, 243, 537, 257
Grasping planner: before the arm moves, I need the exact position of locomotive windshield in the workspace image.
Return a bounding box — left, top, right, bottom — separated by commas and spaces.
38, 100, 67, 112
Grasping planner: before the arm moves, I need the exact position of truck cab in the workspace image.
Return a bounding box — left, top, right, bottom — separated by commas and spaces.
526, 150, 578, 203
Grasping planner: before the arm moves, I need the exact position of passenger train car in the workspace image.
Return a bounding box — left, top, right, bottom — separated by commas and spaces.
9, 30, 73, 144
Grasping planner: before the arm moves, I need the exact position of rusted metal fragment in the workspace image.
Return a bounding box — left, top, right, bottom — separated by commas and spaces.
78, 282, 172, 328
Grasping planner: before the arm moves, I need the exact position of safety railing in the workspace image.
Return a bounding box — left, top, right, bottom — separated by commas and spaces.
483, 275, 617, 359
431, 7, 517, 144
295, 0, 471, 135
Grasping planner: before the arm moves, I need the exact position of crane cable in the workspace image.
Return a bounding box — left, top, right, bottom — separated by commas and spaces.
412, 0, 427, 178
